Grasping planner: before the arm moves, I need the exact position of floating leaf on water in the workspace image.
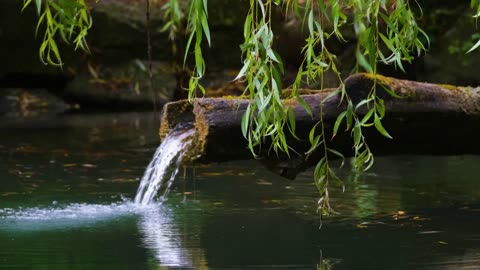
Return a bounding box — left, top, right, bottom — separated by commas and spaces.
237, 172, 255, 176
82, 164, 97, 168
200, 172, 227, 177
1, 192, 19, 197
15, 145, 38, 153
257, 180, 272, 185
358, 221, 387, 227
412, 216, 429, 221
111, 178, 136, 183
417, 231, 443, 234
261, 199, 282, 204
63, 163, 77, 167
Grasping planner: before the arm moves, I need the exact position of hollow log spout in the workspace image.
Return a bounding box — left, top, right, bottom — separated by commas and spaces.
159, 73, 480, 179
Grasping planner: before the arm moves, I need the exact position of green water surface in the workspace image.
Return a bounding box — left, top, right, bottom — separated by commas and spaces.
0, 113, 479, 269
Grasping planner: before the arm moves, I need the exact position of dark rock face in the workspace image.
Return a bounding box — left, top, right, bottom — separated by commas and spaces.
416, 5, 480, 86
64, 60, 176, 110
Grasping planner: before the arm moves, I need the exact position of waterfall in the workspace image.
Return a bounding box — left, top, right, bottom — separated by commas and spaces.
134, 126, 195, 205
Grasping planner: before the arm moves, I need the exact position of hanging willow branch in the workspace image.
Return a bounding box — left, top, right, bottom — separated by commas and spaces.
22, 0, 97, 66
22, 0, 480, 216
469, 0, 480, 52
184, 0, 210, 100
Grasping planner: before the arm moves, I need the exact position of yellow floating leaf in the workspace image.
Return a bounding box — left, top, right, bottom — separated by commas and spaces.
1, 192, 19, 196
237, 172, 255, 176
200, 172, 225, 176
111, 178, 136, 183
63, 163, 77, 167
257, 181, 272, 185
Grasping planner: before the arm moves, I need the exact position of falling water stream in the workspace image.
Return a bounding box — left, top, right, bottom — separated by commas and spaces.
134, 126, 196, 205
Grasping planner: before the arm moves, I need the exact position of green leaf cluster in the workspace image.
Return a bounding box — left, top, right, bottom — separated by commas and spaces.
22, 0, 95, 66
238, 0, 293, 158
469, 0, 480, 53
160, 0, 183, 42
184, 0, 210, 100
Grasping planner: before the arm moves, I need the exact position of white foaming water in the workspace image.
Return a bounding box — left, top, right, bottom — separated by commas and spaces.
134, 127, 195, 205
0, 201, 198, 267
0, 199, 148, 231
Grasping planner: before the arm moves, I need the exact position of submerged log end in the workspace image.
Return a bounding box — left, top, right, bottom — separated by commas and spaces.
191, 98, 250, 163
158, 99, 207, 164
159, 100, 194, 141
159, 97, 251, 164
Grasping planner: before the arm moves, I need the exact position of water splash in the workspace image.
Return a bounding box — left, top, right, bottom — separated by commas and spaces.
134, 127, 195, 205
0, 200, 204, 268
0, 199, 144, 231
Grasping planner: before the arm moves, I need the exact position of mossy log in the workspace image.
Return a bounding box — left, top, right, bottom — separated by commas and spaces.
159, 73, 480, 178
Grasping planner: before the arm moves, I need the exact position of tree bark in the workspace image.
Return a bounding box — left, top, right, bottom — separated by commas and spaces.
159, 73, 480, 178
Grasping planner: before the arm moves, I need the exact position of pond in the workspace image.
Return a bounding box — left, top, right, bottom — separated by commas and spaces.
0, 113, 479, 269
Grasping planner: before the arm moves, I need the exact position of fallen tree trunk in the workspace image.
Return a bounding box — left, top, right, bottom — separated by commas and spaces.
159, 73, 480, 178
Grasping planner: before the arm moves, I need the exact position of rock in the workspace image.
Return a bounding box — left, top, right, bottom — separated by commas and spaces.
415, 6, 480, 86
0, 88, 71, 117
63, 60, 176, 109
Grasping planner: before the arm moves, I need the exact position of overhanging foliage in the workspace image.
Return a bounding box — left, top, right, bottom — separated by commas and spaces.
21, 0, 480, 217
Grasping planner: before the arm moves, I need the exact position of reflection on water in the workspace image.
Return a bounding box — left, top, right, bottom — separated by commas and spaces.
138, 206, 208, 268
418, 249, 480, 269
1, 113, 480, 269
318, 250, 342, 270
